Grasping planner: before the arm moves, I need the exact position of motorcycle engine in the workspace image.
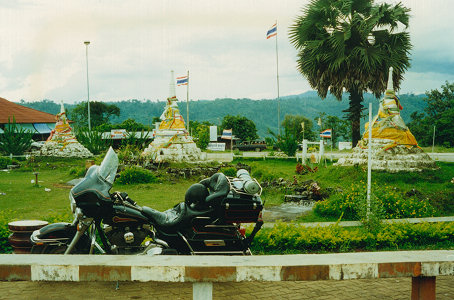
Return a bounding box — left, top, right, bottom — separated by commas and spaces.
104, 224, 149, 254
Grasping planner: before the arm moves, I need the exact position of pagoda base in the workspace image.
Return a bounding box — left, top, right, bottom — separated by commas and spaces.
142, 134, 204, 163
335, 138, 437, 172
39, 142, 93, 158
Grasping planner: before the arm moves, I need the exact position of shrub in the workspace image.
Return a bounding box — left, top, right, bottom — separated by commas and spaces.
252, 168, 279, 183
0, 117, 33, 155
117, 144, 143, 165
219, 167, 237, 177
313, 183, 436, 220
275, 132, 298, 157
69, 166, 86, 177
75, 128, 110, 155
250, 221, 454, 254
117, 166, 158, 184
0, 157, 12, 169
121, 131, 151, 149
0, 210, 14, 253
43, 212, 73, 224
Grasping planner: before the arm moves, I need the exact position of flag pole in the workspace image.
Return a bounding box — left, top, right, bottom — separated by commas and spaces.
367, 102, 373, 220
186, 70, 190, 132
275, 20, 280, 135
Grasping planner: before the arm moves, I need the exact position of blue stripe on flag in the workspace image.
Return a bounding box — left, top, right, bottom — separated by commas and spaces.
319, 129, 332, 138
221, 129, 232, 139
266, 24, 277, 39
177, 77, 188, 85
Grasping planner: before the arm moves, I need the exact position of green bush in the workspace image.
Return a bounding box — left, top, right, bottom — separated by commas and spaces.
117, 166, 158, 185
0, 210, 14, 253
117, 144, 143, 165
0, 157, 12, 169
219, 167, 237, 177
69, 166, 86, 177
313, 183, 436, 220
250, 221, 454, 254
75, 128, 109, 155
0, 117, 33, 155
252, 168, 279, 183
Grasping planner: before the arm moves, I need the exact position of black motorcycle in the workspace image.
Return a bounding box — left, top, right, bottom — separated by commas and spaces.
30, 147, 264, 255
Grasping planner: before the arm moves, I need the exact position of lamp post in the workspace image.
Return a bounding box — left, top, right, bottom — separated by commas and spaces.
84, 41, 91, 131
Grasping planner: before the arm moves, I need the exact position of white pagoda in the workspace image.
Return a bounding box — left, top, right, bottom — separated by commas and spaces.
40, 102, 93, 158
336, 68, 436, 172
142, 71, 203, 162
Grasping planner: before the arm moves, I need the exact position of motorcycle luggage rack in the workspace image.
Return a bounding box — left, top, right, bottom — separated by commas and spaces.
225, 176, 262, 196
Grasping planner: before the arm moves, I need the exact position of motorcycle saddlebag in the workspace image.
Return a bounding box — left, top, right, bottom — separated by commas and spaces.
219, 193, 263, 223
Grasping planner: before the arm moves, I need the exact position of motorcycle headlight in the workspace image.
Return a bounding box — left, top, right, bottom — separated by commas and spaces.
69, 193, 76, 214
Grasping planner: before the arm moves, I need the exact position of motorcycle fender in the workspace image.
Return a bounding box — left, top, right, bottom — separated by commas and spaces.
30, 222, 76, 245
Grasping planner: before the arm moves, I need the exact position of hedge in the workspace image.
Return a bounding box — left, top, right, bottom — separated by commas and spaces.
250, 221, 454, 254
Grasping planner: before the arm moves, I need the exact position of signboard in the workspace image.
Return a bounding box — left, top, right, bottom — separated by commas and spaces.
207, 142, 226, 151
111, 129, 127, 139
338, 141, 352, 150
210, 126, 218, 142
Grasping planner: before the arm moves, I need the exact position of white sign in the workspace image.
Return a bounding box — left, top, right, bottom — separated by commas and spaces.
111, 129, 127, 139
207, 142, 226, 151
338, 142, 352, 150
210, 126, 218, 142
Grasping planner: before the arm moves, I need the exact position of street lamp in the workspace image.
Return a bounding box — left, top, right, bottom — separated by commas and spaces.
84, 41, 91, 131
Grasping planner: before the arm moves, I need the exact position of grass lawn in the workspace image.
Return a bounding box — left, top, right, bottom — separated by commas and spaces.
0, 156, 195, 221
1, 156, 453, 223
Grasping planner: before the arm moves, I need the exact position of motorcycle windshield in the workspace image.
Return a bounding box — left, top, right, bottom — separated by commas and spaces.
98, 147, 118, 185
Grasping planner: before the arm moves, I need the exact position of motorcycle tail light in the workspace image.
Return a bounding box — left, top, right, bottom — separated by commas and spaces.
257, 212, 263, 222
239, 228, 246, 237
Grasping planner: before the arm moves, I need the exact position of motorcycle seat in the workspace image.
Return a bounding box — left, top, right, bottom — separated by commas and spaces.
142, 202, 187, 229
142, 202, 214, 231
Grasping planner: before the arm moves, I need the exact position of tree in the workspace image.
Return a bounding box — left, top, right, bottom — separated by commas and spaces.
408, 82, 454, 147
220, 115, 258, 141
324, 115, 351, 147
189, 120, 214, 150
69, 101, 120, 129
289, 0, 411, 147
281, 114, 315, 142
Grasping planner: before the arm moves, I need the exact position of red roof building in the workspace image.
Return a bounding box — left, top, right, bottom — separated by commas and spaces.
0, 97, 55, 124
0, 97, 57, 137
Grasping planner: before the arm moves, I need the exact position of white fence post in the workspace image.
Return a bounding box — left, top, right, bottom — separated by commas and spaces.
302, 139, 307, 163
319, 140, 324, 162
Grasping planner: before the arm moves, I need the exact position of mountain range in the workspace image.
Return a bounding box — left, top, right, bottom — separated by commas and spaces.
17, 91, 427, 138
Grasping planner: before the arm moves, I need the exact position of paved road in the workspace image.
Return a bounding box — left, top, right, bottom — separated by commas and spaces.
1, 277, 453, 299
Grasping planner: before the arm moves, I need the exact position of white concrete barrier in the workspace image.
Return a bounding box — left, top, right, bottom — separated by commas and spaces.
1, 251, 453, 299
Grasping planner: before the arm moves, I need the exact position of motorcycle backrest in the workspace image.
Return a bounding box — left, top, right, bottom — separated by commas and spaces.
204, 173, 230, 206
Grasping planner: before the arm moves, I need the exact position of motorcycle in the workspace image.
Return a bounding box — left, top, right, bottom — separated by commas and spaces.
30, 147, 264, 255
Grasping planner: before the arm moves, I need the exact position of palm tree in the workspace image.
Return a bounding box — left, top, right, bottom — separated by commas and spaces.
289, 0, 411, 147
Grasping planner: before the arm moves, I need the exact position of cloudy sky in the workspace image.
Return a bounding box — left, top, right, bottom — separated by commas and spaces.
1, 0, 453, 103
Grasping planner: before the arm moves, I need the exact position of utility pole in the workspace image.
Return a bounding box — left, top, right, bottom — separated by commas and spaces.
84, 41, 91, 131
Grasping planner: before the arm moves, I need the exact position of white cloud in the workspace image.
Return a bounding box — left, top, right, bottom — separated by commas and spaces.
1, 0, 453, 103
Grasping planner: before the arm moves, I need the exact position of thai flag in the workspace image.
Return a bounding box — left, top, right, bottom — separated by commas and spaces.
320, 129, 332, 138
221, 129, 233, 140
266, 23, 277, 39
177, 76, 188, 86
